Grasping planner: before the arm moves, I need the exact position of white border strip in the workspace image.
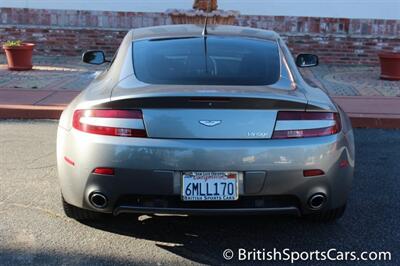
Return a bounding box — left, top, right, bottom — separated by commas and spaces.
80, 117, 145, 129
275, 120, 335, 131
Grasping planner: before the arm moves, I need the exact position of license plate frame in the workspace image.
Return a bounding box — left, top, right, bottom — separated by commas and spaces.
181, 171, 239, 201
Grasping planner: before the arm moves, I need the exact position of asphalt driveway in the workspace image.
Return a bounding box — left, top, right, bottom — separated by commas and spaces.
0, 120, 398, 265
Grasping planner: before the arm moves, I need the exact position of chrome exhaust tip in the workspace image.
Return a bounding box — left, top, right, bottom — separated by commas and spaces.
308, 193, 326, 210
89, 192, 108, 209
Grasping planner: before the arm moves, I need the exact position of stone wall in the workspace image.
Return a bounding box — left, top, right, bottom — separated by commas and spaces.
1, 8, 400, 64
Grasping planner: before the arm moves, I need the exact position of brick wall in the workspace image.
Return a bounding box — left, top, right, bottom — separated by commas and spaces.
237, 15, 400, 65
1, 8, 400, 64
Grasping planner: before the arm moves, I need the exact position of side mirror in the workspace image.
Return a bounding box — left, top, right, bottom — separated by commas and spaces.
82, 50, 107, 65
296, 54, 319, 68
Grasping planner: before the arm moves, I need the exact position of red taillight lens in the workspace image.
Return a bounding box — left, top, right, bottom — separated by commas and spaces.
93, 167, 115, 175
64, 156, 75, 166
303, 169, 325, 177
339, 159, 350, 168
272, 111, 341, 139
73, 109, 147, 137
276, 112, 336, 121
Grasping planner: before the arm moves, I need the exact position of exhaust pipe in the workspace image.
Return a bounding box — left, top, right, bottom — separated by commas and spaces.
308, 193, 326, 210
89, 192, 108, 209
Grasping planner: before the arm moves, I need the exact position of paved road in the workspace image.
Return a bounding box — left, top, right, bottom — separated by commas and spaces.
0, 121, 399, 265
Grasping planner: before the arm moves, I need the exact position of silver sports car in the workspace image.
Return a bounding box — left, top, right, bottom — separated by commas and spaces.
57, 24, 354, 222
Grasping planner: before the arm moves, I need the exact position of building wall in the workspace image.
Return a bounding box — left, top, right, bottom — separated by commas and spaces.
1, 8, 400, 64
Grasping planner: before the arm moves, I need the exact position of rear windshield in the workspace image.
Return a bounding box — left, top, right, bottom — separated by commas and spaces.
132, 36, 280, 86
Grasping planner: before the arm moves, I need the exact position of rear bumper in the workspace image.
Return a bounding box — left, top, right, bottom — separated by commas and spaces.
114, 206, 300, 216
57, 127, 354, 216
113, 194, 302, 216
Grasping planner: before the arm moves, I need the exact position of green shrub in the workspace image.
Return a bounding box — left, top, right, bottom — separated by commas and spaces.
3, 40, 23, 47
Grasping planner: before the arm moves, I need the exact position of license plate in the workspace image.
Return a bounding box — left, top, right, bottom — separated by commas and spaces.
181, 172, 238, 201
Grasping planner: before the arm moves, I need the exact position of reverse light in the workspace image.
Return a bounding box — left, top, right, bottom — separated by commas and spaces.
272, 111, 341, 139
72, 109, 147, 137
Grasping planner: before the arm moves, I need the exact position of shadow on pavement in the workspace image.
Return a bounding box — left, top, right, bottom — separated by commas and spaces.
81, 214, 347, 265
79, 129, 400, 265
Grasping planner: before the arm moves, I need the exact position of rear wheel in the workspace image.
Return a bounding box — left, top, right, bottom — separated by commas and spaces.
305, 204, 346, 223
62, 196, 103, 221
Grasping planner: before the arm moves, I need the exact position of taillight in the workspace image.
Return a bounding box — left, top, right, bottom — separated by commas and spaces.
303, 169, 325, 177
272, 111, 341, 139
93, 167, 115, 175
64, 156, 75, 166
72, 109, 147, 137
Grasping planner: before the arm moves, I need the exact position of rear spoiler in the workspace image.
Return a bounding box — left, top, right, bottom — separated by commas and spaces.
96, 96, 310, 110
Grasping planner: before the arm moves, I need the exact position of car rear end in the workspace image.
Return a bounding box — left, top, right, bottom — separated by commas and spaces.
57, 26, 354, 220
58, 102, 353, 214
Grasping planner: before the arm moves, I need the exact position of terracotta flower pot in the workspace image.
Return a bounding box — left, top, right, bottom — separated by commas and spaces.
378, 53, 400, 81
2, 43, 35, 71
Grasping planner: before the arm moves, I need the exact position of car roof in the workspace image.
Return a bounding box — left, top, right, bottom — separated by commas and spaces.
129, 24, 280, 42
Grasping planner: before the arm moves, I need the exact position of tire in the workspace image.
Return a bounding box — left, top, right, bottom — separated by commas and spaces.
305, 204, 346, 223
62, 196, 103, 221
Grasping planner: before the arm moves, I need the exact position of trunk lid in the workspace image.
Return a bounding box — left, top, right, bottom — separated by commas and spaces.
106, 84, 310, 139
143, 108, 277, 139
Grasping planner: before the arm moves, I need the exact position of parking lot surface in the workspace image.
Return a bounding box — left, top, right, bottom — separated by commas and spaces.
0, 120, 399, 265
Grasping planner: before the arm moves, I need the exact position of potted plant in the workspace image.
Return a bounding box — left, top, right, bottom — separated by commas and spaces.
167, 0, 238, 25
193, 0, 218, 11
2, 40, 35, 70
378, 52, 400, 80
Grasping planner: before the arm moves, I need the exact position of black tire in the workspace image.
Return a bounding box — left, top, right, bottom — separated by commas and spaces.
62, 196, 103, 221
305, 204, 346, 223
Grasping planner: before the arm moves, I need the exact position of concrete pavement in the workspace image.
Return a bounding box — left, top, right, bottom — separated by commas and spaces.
0, 55, 102, 91
301, 65, 400, 97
